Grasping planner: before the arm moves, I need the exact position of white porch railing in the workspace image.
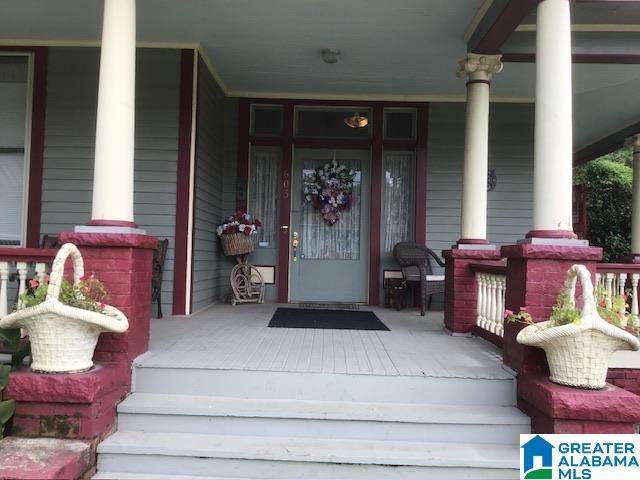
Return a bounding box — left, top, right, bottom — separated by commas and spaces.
596, 264, 640, 316
0, 248, 56, 318
471, 264, 507, 339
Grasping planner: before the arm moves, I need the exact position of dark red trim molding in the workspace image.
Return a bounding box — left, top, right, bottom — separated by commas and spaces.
525, 229, 578, 239
0, 248, 57, 262
172, 49, 196, 315
0, 47, 49, 248
25, 47, 48, 247
470, 0, 539, 54
368, 105, 383, 306
236, 98, 251, 211
242, 98, 428, 304
466, 80, 491, 87
415, 104, 428, 245
86, 219, 138, 228
277, 102, 294, 303
503, 53, 640, 64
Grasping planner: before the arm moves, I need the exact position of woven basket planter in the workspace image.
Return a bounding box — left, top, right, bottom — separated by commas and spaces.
517, 264, 640, 389
0, 243, 129, 373
220, 233, 257, 256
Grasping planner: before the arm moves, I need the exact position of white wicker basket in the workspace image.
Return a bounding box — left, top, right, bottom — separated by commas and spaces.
517, 264, 640, 389
0, 243, 129, 373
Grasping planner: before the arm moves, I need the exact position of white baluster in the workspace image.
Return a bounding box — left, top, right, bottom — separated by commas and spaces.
0, 262, 9, 317
496, 275, 506, 337
605, 273, 615, 309
16, 261, 28, 309
476, 273, 483, 327
35, 262, 47, 283
618, 272, 627, 296
632, 274, 639, 317
478, 273, 487, 330
487, 276, 496, 334
595, 272, 601, 291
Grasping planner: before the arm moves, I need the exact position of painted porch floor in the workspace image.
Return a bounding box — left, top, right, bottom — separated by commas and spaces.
141, 304, 509, 380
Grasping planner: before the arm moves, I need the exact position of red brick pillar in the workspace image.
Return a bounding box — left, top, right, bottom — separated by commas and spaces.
6, 233, 156, 441
58, 232, 157, 363
443, 248, 503, 334
501, 244, 602, 374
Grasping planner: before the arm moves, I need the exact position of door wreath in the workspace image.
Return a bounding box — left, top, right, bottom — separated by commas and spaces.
304, 159, 356, 225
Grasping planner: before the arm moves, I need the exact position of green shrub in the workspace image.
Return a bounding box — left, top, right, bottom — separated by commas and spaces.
575, 158, 632, 262
0, 364, 14, 438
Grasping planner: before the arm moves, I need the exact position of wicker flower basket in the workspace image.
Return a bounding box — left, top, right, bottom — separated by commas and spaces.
220, 233, 257, 256
0, 243, 129, 373
517, 264, 640, 389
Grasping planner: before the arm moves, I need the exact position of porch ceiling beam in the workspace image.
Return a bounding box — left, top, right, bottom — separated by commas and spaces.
502, 52, 640, 63
574, 120, 640, 165
467, 0, 540, 54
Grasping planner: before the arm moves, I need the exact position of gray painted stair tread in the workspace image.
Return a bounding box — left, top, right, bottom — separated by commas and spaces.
93, 473, 259, 480
98, 431, 519, 469
119, 392, 530, 425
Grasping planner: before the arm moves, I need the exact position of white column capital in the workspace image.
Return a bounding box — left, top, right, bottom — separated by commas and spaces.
625, 134, 640, 150
456, 53, 503, 82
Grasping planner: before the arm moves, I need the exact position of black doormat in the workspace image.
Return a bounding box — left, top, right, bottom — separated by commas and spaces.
268, 308, 390, 331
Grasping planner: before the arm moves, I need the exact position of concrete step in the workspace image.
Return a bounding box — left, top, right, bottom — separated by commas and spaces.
0, 437, 92, 480
132, 366, 516, 405
117, 392, 530, 444
93, 473, 259, 480
97, 431, 519, 480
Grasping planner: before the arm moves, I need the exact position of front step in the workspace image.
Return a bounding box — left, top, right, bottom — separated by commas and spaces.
132, 366, 516, 405
97, 431, 519, 480
116, 393, 529, 444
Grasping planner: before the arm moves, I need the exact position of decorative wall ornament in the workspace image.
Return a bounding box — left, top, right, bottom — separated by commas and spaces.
487, 169, 497, 192
304, 158, 356, 226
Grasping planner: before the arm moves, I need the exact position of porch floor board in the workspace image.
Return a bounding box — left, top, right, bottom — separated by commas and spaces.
142, 304, 509, 380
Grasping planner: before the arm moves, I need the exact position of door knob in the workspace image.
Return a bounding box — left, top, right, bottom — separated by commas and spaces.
280, 225, 289, 232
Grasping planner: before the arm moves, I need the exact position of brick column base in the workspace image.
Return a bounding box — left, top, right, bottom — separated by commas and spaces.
519, 375, 640, 434
501, 244, 602, 374
443, 248, 503, 334
58, 232, 158, 363
6, 232, 157, 445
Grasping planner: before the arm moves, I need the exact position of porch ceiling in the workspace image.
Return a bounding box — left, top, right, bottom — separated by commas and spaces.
2, 0, 489, 100
2, 0, 640, 150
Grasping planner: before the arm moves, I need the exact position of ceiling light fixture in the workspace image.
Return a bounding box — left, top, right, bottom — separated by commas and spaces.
344, 112, 369, 129
321, 48, 340, 64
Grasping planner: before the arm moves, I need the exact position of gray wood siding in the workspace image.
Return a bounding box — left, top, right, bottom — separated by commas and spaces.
426, 102, 535, 257
40, 47, 181, 316
191, 59, 238, 312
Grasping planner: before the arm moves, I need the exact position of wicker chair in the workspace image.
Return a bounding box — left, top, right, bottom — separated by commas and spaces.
392, 241, 445, 316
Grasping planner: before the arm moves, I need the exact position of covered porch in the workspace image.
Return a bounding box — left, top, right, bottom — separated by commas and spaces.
143, 304, 506, 380
2, 0, 640, 478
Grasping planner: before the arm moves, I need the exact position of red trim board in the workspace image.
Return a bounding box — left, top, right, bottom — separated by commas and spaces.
0, 47, 48, 248
172, 49, 196, 315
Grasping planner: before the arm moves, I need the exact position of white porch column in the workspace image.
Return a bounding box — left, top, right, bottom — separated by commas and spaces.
91, 0, 137, 225
456, 53, 503, 244
530, 0, 574, 238
632, 135, 640, 255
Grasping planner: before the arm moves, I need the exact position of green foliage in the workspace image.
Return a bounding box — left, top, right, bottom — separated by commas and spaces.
0, 364, 15, 439
549, 290, 582, 326
18, 276, 109, 314
574, 157, 632, 262
0, 328, 30, 368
